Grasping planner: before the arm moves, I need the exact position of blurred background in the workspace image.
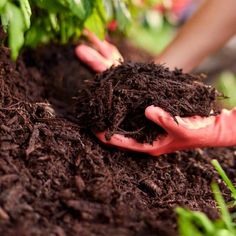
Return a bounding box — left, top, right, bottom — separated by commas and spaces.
125, 0, 236, 109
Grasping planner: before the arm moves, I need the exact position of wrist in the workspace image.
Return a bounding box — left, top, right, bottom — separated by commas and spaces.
155, 50, 197, 73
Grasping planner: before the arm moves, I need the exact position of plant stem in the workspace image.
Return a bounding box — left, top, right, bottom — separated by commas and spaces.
211, 159, 236, 200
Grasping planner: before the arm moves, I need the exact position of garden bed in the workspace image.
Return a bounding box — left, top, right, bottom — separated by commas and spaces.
1, 42, 236, 236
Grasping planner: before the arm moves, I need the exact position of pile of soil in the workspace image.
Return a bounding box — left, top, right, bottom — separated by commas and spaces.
1, 41, 236, 236
22, 44, 94, 104
75, 62, 219, 143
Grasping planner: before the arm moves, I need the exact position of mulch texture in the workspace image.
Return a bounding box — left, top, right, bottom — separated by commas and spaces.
75, 62, 219, 143
0, 42, 236, 236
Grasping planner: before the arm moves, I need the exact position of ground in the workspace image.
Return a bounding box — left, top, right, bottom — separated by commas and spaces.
0, 40, 236, 236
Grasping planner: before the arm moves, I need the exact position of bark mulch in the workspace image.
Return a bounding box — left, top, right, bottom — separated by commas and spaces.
0, 43, 236, 236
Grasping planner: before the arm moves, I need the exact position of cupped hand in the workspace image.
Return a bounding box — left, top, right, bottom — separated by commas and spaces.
75, 30, 123, 73
95, 106, 230, 156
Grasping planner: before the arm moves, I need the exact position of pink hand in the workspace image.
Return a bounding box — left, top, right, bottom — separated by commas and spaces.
96, 106, 236, 156
76, 30, 123, 73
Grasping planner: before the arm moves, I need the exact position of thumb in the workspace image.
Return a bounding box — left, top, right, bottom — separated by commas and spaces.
145, 106, 216, 134
145, 106, 184, 135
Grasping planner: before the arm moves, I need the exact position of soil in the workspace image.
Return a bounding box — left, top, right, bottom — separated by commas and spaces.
22, 44, 94, 103
75, 62, 219, 143
1, 40, 236, 236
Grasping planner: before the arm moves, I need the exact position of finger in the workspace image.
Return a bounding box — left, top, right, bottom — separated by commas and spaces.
75, 45, 111, 73
145, 106, 183, 135
176, 115, 215, 129
83, 29, 111, 59
110, 45, 124, 63
96, 131, 172, 155
145, 106, 215, 133
96, 132, 154, 152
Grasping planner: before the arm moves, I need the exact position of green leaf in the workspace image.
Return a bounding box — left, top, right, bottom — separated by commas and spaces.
215, 229, 235, 236
84, 8, 105, 39
81, 0, 95, 17
113, 0, 131, 31
1, 9, 10, 31
25, 19, 52, 47
66, 17, 82, 40
95, 0, 107, 22
32, 0, 67, 13
103, 0, 113, 20
59, 16, 68, 44
1, 0, 132, 59
49, 13, 59, 32
0, 0, 7, 12
19, 0, 32, 29
212, 159, 236, 201
4, 2, 26, 60
176, 207, 215, 235
176, 208, 204, 236
215, 71, 236, 109
212, 182, 234, 232
66, 0, 87, 19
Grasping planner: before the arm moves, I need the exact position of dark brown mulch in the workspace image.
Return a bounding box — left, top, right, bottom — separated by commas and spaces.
0, 42, 236, 236
75, 62, 220, 143
22, 44, 94, 103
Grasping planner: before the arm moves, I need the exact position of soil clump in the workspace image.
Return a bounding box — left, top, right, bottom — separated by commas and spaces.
76, 62, 220, 143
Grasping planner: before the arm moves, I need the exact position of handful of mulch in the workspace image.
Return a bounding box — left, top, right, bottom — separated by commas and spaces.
75, 62, 221, 143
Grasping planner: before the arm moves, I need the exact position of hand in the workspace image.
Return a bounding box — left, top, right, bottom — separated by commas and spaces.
96, 106, 236, 156
75, 30, 123, 73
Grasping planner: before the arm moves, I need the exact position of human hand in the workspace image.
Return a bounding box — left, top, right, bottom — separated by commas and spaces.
96, 106, 236, 156
75, 30, 123, 73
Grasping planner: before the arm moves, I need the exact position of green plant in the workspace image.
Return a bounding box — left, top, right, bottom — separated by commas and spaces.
0, 0, 132, 60
215, 71, 236, 109
126, 0, 175, 54
177, 159, 236, 236
0, 0, 31, 59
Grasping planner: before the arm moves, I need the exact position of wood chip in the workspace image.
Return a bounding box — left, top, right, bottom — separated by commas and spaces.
0, 207, 9, 220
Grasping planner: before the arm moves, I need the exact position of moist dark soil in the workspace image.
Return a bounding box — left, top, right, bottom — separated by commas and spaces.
22, 44, 94, 104
1, 41, 236, 236
75, 62, 219, 143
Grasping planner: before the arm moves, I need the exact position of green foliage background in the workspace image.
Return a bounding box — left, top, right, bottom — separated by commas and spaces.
0, 0, 132, 59
215, 71, 236, 109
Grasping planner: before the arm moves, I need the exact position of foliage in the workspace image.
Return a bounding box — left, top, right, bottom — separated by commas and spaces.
127, 0, 176, 54
215, 71, 236, 109
128, 21, 174, 54
0, 0, 131, 59
177, 159, 236, 236
0, 0, 31, 60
